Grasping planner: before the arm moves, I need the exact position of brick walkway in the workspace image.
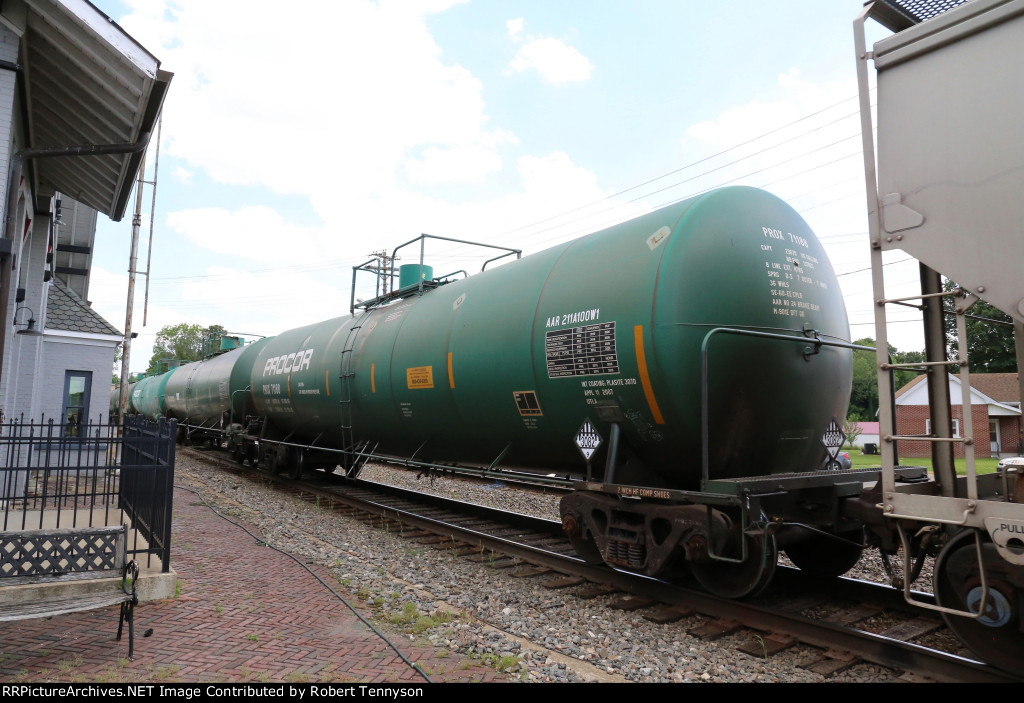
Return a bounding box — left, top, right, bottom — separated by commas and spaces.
0, 486, 509, 683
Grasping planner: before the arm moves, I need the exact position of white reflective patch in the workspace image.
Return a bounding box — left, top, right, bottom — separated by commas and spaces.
647, 226, 671, 250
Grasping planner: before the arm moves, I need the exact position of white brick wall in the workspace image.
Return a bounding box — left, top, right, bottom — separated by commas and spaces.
40, 338, 117, 424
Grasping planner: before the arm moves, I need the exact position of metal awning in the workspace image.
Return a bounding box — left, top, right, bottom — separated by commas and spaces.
11, 0, 172, 221
867, 0, 975, 31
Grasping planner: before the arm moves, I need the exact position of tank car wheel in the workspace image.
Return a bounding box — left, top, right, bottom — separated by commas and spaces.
560, 513, 604, 564
934, 529, 1024, 674
287, 449, 305, 481
783, 528, 864, 579
690, 530, 778, 599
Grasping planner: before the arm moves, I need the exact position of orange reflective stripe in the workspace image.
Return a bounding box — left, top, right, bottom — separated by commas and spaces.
633, 325, 665, 424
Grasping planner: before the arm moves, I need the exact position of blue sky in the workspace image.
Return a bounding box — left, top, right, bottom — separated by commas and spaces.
87, 1, 912, 372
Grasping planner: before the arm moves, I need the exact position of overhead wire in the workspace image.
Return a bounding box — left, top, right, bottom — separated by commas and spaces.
139, 86, 931, 345
492, 95, 865, 240
146, 93, 872, 288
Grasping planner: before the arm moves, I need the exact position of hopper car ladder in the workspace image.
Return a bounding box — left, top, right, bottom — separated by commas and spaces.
855, 0, 1024, 631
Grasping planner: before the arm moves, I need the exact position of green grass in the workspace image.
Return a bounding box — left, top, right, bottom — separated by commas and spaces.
385, 602, 456, 634
845, 449, 1000, 475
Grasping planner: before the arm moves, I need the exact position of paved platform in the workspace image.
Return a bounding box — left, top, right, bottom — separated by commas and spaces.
0, 485, 510, 684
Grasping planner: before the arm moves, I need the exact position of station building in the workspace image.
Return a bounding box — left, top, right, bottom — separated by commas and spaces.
0, 0, 170, 425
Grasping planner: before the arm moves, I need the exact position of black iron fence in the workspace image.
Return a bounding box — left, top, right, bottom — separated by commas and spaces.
0, 415, 176, 572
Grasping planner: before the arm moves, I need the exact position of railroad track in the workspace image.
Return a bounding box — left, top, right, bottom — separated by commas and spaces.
182, 446, 1022, 683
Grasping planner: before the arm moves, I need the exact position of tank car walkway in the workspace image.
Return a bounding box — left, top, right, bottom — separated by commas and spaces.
0, 484, 509, 684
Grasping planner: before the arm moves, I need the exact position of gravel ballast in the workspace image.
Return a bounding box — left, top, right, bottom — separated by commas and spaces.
177, 453, 928, 683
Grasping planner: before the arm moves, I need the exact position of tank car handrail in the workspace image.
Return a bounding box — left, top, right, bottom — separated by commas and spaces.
229, 386, 251, 427
390, 233, 521, 273
480, 250, 520, 271
699, 327, 872, 485
882, 359, 962, 370
350, 232, 523, 313
691, 328, 870, 569
396, 234, 520, 293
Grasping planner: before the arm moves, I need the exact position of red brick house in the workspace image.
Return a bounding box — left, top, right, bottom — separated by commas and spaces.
894, 373, 1022, 458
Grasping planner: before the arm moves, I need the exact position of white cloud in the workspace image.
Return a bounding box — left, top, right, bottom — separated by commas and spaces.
166, 206, 328, 265
176, 265, 347, 334
404, 145, 503, 185
87, 266, 224, 373
678, 69, 928, 351
105, 1, 629, 366
506, 18, 524, 39
404, 129, 518, 185
510, 37, 593, 85
119, 0, 504, 202
115, 1, 611, 256
681, 68, 862, 209
517, 152, 598, 199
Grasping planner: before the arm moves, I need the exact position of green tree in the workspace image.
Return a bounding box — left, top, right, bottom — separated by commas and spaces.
146, 323, 228, 374
849, 338, 878, 422
112, 343, 123, 385
943, 279, 1017, 373
848, 338, 925, 421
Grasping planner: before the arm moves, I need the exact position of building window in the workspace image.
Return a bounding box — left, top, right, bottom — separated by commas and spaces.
62, 371, 91, 437
925, 418, 960, 438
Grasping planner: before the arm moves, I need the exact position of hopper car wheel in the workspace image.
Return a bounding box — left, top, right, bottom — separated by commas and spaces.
783, 528, 864, 579
690, 530, 778, 599
934, 529, 1024, 673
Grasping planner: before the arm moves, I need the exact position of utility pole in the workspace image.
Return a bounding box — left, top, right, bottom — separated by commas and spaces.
117, 153, 146, 424
367, 250, 396, 298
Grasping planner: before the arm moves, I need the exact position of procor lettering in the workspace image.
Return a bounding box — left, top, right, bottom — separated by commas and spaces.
263, 349, 314, 376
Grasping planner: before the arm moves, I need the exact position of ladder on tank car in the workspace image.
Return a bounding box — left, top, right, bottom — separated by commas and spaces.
338, 321, 373, 477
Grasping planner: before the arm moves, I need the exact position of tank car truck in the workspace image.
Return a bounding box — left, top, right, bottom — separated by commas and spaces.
852, 0, 1024, 673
